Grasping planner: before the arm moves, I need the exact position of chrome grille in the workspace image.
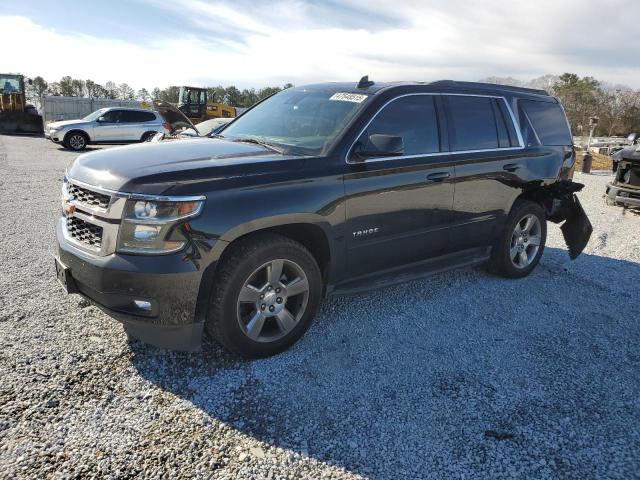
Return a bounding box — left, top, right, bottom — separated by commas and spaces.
66, 216, 103, 248
68, 183, 111, 209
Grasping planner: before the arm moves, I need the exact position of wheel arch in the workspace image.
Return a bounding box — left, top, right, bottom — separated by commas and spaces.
193, 219, 333, 331
64, 129, 91, 144
217, 219, 332, 285
140, 130, 157, 141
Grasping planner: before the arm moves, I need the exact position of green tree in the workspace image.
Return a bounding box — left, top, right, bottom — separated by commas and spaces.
117, 83, 135, 100
159, 86, 180, 103
151, 87, 161, 100
27, 76, 48, 107
71, 79, 85, 97
137, 88, 150, 102
257, 86, 281, 100
224, 86, 242, 106
59, 76, 74, 96
553, 73, 600, 134
104, 81, 118, 99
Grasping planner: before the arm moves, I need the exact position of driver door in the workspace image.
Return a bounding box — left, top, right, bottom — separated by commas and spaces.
344, 94, 455, 278
93, 110, 123, 141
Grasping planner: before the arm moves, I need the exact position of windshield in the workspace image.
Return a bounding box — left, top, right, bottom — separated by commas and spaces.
0, 75, 22, 94
82, 108, 109, 122
221, 88, 368, 155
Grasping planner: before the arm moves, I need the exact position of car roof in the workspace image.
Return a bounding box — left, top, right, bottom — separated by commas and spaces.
101, 107, 156, 112
296, 79, 551, 100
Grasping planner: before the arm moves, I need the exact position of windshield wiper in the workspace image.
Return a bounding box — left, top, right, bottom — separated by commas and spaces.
232, 136, 285, 154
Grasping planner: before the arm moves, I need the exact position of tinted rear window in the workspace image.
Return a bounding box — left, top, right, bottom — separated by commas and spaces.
519, 100, 571, 146
121, 110, 156, 122
447, 96, 499, 151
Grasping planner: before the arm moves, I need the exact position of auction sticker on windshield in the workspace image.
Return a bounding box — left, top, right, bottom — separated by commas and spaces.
330, 92, 368, 103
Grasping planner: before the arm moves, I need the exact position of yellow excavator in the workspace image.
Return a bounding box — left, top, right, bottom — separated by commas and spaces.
178, 86, 236, 123
0, 73, 43, 134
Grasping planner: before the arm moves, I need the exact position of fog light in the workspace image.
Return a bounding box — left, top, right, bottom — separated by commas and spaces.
133, 300, 152, 311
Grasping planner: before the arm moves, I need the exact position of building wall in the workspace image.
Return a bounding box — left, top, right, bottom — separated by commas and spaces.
42, 96, 147, 125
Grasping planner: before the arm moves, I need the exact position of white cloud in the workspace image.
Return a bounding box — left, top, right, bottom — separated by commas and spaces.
3, 0, 640, 90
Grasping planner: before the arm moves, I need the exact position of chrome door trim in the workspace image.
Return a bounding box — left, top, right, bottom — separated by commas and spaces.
345, 92, 525, 165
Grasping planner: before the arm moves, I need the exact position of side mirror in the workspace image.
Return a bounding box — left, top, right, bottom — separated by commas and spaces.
352, 134, 404, 161
97, 116, 106, 123
628, 132, 638, 144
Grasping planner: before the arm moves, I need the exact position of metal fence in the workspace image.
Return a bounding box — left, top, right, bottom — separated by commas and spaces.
41, 96, 147, 125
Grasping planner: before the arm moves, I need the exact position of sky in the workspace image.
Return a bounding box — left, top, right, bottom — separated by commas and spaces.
3, 0, 640, 90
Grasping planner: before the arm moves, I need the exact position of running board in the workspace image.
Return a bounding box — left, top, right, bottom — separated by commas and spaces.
330, 247, 491, 296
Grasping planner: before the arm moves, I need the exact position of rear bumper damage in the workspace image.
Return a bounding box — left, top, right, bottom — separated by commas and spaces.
544, 181, 593, 260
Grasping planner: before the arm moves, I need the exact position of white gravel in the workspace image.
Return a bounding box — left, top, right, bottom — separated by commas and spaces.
1, 134, 639, 479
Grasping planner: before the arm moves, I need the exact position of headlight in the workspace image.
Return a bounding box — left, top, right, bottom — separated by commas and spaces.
117, 197, 204, 254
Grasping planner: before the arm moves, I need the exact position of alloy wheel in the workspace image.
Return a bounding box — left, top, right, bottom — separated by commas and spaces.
510, 213, 541, 268
69, 134, 85, 150
236, 259, 310, 343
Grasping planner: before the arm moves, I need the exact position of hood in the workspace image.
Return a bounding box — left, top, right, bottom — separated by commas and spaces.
153, 99, 195, 133
67, 138, 302, 193
48, 119, 87, 129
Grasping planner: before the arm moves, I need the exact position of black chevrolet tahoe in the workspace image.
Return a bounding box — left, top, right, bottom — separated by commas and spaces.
55, 78, 592, 358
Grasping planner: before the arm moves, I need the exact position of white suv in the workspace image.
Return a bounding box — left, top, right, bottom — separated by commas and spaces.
45, 107, 170, 151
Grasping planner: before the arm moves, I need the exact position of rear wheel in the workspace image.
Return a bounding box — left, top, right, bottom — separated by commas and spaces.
206, 233, 322, 358
140, 131, 156, 142
489, 200, 547, 278
64, 132, 88, 151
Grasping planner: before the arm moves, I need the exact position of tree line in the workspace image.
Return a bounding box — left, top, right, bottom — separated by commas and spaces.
481, 73, 640, 137
24, 73, 640, 136
25, 75, 294, 109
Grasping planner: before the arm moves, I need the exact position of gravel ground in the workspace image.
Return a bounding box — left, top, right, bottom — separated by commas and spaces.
1, 134, 639, 479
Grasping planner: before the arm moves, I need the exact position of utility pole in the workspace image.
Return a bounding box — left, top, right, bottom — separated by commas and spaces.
582, 116, 599, 174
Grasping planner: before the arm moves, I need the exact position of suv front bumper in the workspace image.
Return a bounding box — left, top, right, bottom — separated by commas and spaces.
55, 219, 213, 350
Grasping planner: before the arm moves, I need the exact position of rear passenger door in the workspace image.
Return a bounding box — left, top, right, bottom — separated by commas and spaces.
119, 110, 150, 141
344, 94, 455, 278
444, 94, 527, 252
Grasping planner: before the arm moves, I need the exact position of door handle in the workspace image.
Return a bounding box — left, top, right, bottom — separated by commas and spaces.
426, 172, 450, 182
503, 163, 521, 172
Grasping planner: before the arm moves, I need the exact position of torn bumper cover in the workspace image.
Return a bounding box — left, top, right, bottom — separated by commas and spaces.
545, 181, 593, 260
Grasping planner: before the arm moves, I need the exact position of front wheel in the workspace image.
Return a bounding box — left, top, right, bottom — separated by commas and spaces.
206, 233, 322, 358
64, 132, 88, 151
489, 200, 547, 278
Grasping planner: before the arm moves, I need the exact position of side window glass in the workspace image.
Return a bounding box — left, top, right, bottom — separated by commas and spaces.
101, 110, 119, 123
142, 112, 156, 122
447, 96, 499, 151
497, 100, 519, 147
519, 108, 540, 147
355, 95, 440, 158
491, 99, 511, 148
120, 110, 138, 123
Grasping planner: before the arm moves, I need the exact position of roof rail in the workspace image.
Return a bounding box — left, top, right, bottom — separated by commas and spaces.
430, 80, 549, 96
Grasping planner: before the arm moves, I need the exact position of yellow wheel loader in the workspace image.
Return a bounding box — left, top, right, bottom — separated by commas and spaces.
178, 86, 236, 123
0, 74, 43, 134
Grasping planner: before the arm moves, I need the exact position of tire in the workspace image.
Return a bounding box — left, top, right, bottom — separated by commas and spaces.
206, 233, 322, 358
140, 131, 156, 142
489, 200, 547, 278
64, 131, 88, 151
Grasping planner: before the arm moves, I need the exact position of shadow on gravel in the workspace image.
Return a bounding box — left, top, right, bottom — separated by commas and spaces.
130, 247, 640, 478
